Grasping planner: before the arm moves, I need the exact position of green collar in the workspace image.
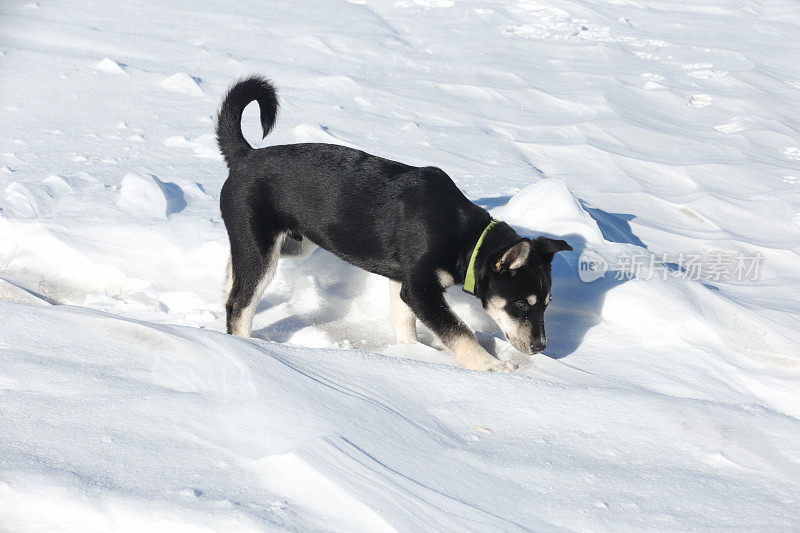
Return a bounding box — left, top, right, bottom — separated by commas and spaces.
463, 219, 498, 296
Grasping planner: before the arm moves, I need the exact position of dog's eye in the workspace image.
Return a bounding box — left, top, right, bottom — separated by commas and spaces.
515, 300, 528, 309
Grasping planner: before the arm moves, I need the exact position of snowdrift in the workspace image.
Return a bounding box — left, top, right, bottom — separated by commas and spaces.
2, 301, 799, 531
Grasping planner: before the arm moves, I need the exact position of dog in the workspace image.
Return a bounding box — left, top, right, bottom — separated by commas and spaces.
217, 76, 571, 372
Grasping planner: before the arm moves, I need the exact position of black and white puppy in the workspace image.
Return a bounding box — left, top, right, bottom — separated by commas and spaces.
217, 76, 571, 372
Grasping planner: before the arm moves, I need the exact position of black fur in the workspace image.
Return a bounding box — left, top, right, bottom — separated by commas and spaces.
217, 76, 571, 361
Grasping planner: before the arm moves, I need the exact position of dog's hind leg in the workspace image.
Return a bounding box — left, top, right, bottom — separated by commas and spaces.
225, 230, 282, 337
389, 279, 417, 343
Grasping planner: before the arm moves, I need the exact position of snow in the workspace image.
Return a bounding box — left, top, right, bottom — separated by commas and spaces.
94, 58, 126, 76
160, 73, 205, 97
2, 303, 799, 531
1, 0, 799, 530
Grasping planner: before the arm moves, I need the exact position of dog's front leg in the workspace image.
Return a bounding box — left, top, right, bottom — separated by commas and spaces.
389, 280, 418, 343
401, 274, 515, 373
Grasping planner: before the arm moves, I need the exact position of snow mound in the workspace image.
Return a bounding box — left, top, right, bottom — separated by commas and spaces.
0, 219, 149, 305
94, 57, 126, 75
493, 179, 604, 244
117, 173, 186, 218
2, 182, 40, 218
159, 72, 203, 96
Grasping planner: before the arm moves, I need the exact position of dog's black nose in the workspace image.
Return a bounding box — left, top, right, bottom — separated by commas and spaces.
530, 340, 546, 354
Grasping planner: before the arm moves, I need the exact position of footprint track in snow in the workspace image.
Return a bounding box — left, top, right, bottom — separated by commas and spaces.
682, 62, 714, 70
781, 147, 800, 161
714, 120, 744, 133
689, 94, 712, 108
501, 3, 672, 50
395, 0, 454, 7
688, 69, 728, 79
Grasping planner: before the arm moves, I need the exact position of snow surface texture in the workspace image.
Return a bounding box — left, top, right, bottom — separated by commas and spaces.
1, 0, 799, 530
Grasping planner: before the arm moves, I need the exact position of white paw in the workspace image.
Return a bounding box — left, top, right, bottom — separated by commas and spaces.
493, 360, 518, 373
479, 357, 518, 373
450, 335, 517, 373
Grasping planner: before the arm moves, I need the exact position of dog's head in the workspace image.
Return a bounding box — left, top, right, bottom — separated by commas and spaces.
481, 236, 572, 354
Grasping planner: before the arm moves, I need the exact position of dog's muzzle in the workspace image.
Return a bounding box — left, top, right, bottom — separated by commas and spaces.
529, 338, 546, 354
509, 336, 545, 355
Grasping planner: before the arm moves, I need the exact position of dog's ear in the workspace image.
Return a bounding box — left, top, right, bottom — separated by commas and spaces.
495, 239, 531, 272
533, 236, 572, 263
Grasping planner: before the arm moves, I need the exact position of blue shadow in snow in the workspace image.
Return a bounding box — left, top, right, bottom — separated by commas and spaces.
578, 200, 647, 249
580, 201, 687, 276
474, 195, 512, 211
152, 175, 187, 217
542, 234, 628, 359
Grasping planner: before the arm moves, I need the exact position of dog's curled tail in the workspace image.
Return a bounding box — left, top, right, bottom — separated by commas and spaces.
216, 76, 279, 167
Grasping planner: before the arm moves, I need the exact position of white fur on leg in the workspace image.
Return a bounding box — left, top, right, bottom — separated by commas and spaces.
224, 255, 234, 296
389, 280, 417, 343
449, 334, 516, 373
228, 237, 282, 338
